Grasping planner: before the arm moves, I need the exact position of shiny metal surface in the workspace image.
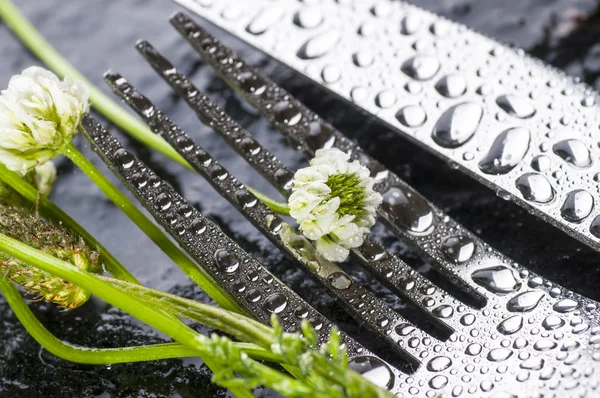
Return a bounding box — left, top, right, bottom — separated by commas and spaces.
113, 9, 600, 396
175, 0, 600, 254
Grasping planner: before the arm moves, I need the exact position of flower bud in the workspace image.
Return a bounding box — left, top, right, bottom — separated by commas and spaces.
289, 148, 382, 262
0, 205, 101, 309
0, 67, 89, 175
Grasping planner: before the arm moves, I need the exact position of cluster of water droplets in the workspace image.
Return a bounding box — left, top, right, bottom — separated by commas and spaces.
191, 0, 600, 248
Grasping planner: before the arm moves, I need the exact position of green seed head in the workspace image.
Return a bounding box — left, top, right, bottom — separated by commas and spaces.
0, 205, 101, 310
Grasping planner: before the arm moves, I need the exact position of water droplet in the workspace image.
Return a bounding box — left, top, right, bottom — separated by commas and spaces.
401, 55, 440, 81
497, 315, 523, 335
328, 272, 352, 290
357, 239, 389, 262
274, 168, 294, 191
395, 323, 415, 336
427, 356, 452, 372
214, 249, 240, 273
520, 357, 544, 370
375, 90, 396, 108
396, 105, 427, 127
273, 101, 302, 126
461, 314, 476, 326
246, 7, 283, 35
553, 139, 592, 168
433, 305, 454, 318
542, 315, 565, 330
561, 190, 594, 223
115, 148, 135, 169
479, 128, 530, 175
582, 96, 596, 107
507, 291, 544, 312
156, 193, 172, 211
534, 339, 557, 351
348, 356, 394, 389
435, 74, 467, 98
237, 72, 266, 96
246, 289, 262, 302
531, 155, 551, 172
294, 305, 309, 318
471, 266, 521, 295
190, 218, 206, 235
293, 8, 323, 29
429, 375, 448, 389
432, 103, 483, 148
466, 343, 482, 356
553, 299, 578, 313
400, 14, 421, 35
131, 173, 148, 188
264, 293, 288, 314
352, 51, 374, 68
306, 121, 335, 151
487, 348, 513, 362
235, 190, 258, 208
496, 94, 536, 119
381, 186, 434, 235
441, 235, 475, 263
515, 173, 555, 204
297, 31, 340, 59
591, 216, 600, 239
321, 65, 341, 83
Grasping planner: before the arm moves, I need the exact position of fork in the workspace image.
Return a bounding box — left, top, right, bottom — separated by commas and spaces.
82, 13, 600, 398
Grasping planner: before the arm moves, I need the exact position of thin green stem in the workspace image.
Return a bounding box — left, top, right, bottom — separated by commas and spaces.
0, 163, 138, 284
0, 277, 280, 364
247, 187, 290, 216
0, 0, 190, 170
62, 143, 243, 314
101, 277, 275, 348
0, 232, 254, 398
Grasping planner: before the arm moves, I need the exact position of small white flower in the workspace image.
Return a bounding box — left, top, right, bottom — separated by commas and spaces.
289, 148, 382, 262
0, 67, 89, 175
29, 161, 57, 196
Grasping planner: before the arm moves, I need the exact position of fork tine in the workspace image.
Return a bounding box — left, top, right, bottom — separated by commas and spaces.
79, 114, 413, 387
135, 39, 465, 334
169, 13, 489, 306
103, 70, 446, 367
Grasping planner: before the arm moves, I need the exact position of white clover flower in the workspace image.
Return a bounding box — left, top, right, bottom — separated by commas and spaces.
288, 148, 382, 262
0, 67, 89, 175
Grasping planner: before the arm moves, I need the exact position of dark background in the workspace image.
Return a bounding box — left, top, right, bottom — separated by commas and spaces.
1, 0, 600, 396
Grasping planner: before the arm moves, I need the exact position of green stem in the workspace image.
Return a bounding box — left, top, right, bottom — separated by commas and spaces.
0, 277, 280, 364
0, 232, 254, 398
0, 0, 190, 170
0, 163, 138, 284
101, 277, 275, 348
62, 143, 243, 314
247, 187, 290, 216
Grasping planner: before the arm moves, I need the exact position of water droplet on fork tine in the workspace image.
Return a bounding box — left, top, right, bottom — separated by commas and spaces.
553, 139, 592, 168
496, 94, 536, 119
515, 173, 554, 204
348, 356, 394, 389
380, 186, 434, 235
441, 235, 475, 263
432, 103, 483, 148
471, 266, 521, 295
479, 127, 530, 175
561, 189, 594, 223
297, 31, 340, 59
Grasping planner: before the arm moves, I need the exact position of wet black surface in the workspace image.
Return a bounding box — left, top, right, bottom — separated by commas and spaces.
1, 0, 600, 397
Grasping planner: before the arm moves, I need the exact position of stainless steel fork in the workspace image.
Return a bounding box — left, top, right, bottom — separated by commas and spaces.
81, 12, 600, 398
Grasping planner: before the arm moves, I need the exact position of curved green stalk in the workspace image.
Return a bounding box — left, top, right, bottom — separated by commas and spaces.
247, 187, 290, 216
0, 232, 254, 398
0, 163, 138, 284
0, 277, 280, 364
62, 143, 243, 314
